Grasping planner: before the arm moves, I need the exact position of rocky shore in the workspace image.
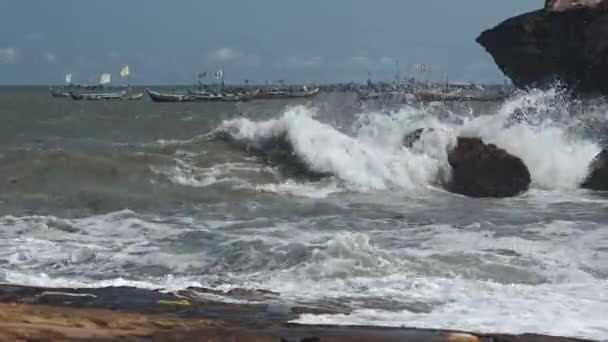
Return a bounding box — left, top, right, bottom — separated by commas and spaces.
0, 284, 596, 341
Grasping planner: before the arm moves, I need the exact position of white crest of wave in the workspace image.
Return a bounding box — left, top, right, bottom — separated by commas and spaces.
217, 106, 453, 191
457, 89, 601, 189
218, 88, 602, 192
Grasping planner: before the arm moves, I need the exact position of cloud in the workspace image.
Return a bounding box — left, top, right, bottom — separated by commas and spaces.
0, 47, 18, 64
210, 47, 241, 62
44, 52, 57, 63
284, 56, 324, 68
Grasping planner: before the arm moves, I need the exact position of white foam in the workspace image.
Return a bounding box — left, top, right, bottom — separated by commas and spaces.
293, 279, 608, 341
456, 90, 601, 189
1, 271, 203, 293
152, 159, 259, 188
215, 89, 602, 194
255, 180, 342, 198
239, 222, 607, 341
217, 106, 453, 192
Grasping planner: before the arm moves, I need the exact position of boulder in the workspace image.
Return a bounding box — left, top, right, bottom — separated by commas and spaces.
403, 130, 531, 197
581, 149, 608, 190
477, 1, 608, 95
446, 137, 531, 198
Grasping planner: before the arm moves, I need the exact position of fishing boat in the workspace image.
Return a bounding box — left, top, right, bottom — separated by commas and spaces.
69, 73, 117, 100
188, 88, 258, 102
190, 92, 224, 102
121, 92, 144, 100
70, 89, 127, 101
145, 88, 196, 102
49, 73, 74, 98
49, 87, 71, 98
253, 87, 320, 100
68, 67, 143, 101
187, 89, 211, 96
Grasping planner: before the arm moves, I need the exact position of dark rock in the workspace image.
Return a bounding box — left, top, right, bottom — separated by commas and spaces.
546, 0, 608, 13
447, 137, 531, 197
581, 149, 608, 190
446, 137, 531, 197
477, 2, 608, 95
403, 130, 531, 198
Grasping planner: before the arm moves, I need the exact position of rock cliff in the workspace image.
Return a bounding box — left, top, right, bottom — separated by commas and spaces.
477, 1, 608, 94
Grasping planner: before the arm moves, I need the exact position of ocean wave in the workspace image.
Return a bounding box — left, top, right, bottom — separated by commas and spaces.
214, 106, 452, 192
212, 89, 602, 195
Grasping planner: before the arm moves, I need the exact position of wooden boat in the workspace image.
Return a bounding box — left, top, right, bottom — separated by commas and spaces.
253, 87, 320, 100
190, 92, 224, 102
69, 90, 127, 101
145, 88, 196, 102
49, 88, 71, 98
121, 92, 144, 100
188, 89, 258, 102
187, 89, 212, 96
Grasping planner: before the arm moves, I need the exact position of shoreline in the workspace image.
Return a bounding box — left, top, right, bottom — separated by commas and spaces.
0, 283, 595, 341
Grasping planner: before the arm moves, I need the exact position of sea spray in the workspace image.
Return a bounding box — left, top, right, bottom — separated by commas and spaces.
216, 105, 451, 191
215, 89, 600, 193
456, 89, 600, 189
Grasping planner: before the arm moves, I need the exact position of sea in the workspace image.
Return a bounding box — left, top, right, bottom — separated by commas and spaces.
0, 86, 606, 340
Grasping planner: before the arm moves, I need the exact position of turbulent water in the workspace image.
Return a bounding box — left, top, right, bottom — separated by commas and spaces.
0, 86, 607, 340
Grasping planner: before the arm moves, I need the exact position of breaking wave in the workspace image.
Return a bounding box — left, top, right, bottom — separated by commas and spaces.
213, 89, 602, 195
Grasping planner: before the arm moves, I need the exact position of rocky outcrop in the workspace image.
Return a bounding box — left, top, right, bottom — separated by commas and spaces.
477, 1, 608, 95
446, 137, 531, 198
581, 149, 608, 190
0, 284, 596, 342
403, 130, 531, 197
546, 0, 607, 12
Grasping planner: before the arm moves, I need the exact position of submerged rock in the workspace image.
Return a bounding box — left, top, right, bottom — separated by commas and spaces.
477, 1, 608, 95
581, 149, 608, 190
446, 137, 531, 198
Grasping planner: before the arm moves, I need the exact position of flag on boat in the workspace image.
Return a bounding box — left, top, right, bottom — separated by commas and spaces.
65, 73, 72, 84
99, 73, 111, 85
215, 69, 223, 80
198, 72, 207, 79
120, 65, 130, 78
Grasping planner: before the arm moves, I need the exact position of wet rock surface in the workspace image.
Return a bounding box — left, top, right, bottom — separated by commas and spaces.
581, 149, 608, 190
0, 284, 594, 341
546, 0, 608, 12
404, 130, 531, 198
477, 1, 608, 95
447, 137, 531, 198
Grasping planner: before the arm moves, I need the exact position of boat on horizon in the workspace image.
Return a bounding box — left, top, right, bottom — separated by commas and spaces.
69, 89, 128, 101
49, 87, 71, 98
252, 86, 320, 100
67, 67, 144, 101
187, 88, 260, 102
145, 88, 196, 102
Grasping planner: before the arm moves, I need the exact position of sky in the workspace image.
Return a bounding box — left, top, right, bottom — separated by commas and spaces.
0, 1, 539, 85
